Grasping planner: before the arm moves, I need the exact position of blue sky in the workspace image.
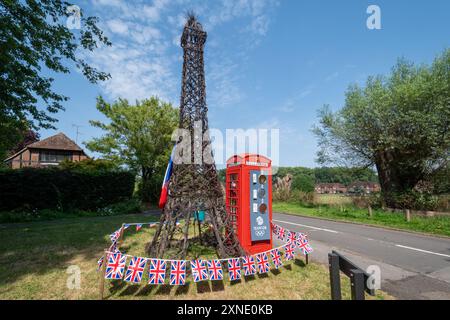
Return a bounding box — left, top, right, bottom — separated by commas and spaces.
40, 0, 450, 168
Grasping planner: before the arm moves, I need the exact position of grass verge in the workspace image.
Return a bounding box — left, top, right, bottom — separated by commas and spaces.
0, 213, 391, 300
273, 201, 450, 237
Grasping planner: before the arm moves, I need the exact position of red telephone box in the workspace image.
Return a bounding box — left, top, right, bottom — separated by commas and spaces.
226, 154, 272, 255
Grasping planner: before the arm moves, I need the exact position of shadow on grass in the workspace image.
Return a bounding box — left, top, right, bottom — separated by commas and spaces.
0, 213, 159, 288
175, 282, 191, 295
230, 279, 242, 286
196, 281, 211, 293
294, 258, 306, 267
119, 284, 141, 296
256, 273, 269, 279
136, 284, 156, 296
211, 280, 225, 292
154, 284, 173, 295
270, 268, 281, 276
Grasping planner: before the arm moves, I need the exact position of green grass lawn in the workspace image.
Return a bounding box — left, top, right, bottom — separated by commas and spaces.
0, 213, 391, 300
273, 201, 450, 237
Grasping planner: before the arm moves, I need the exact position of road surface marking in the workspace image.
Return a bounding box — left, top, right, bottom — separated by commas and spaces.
273, 219, 339, 234
395, 244, 450, 258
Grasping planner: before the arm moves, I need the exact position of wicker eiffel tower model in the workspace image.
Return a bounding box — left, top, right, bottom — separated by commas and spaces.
147, 15, 245, 259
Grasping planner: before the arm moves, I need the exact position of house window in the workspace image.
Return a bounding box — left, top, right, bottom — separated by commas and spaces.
39, 151, 71, 163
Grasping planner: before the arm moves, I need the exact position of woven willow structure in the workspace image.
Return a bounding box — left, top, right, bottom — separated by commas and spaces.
147, 15, 245, 259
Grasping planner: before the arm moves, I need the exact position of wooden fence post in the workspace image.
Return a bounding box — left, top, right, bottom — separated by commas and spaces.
99, 250, 108, 300
368, 205, 372, 217
405, 209, 411, 222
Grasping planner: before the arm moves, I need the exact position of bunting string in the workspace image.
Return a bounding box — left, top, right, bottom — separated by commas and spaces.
98, 220, 313, 285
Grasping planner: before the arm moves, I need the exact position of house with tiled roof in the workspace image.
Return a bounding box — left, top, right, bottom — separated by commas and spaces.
314, 183, 347, 194
3, 132, 88, 169
347, 181, 381, 194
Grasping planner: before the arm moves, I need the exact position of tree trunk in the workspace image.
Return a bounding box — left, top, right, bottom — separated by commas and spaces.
141, 166, 153, 203
374, 149, 422, 208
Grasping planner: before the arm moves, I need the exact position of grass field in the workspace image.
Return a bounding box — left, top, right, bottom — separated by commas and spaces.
273, 201, 450, 237
0, 213, 391, 300
314, 194, 353, 205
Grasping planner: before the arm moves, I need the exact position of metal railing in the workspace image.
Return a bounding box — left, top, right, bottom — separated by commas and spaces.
328, 250, 376, 300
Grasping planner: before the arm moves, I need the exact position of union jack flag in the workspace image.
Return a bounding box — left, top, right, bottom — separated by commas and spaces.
270, 248, 283, 269
242, 256, 256, 276
296, 235, 313, 255
190, 260, 208, 282
110, 229, 121, 242
255, 252, 270, 274
286, 231, 298, 244
105, 253, 127, 279
278, 227, 286, 241
136, 224, 142, 232
123, 224, 130, 229
148, 259, 166, 285
97, 256, 104, 271
170, 261, 186, 285
284, 243, 295, 261
227, 258, 241, 281
124, 257, 147, 284
271, 222, 277, 234
207, 259, 223, 281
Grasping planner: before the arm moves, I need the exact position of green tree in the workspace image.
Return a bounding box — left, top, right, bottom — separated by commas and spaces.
0, 0, 110, 155
313, 49, 450, 207
291, 174, 315, 192
85, 96, 178, 203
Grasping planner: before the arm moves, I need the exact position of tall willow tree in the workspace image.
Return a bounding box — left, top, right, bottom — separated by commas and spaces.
314, 49, 450, 207
85, 96, 178, 203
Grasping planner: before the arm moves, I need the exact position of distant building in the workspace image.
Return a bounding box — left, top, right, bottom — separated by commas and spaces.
4, 132, 88, 169
315, 183, 347, 194
347, 181, 380, 194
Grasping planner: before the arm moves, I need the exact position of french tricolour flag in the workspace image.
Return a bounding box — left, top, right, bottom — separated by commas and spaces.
158, 146, 175, 209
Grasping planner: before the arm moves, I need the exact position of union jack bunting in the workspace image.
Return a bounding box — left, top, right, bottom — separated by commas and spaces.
97, 256, 104, 271
296, 235, 313, 255
170, 261, 186, 285
190, 260, 208, 282
108, 241, 120, 254
105, 253, 127, 279
123, 224, 130, 229
242, 255, 256, 276
284, 243, 295, 261
148, 259, 166, 285
255, 252, 270, 274
286, 231, 298, 244
110, 229, 121, 242
270, 248, 283, 269
136, 224, 142, 232
278, 227, 286, 241
227, 258, 241, 281
207, 259, 223, 281
124, 257, 147, 284
271, 222, 277, 234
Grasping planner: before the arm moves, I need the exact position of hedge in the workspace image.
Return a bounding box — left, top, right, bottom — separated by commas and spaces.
0, 167, 135, 211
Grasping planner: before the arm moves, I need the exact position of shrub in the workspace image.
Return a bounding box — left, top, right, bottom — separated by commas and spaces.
0, 167, 135, 211
97, 198, 143, 216
393, 191, 439, 211
290, 190, 315, 206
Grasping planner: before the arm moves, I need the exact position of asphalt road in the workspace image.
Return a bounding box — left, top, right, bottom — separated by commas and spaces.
273, 212, 450, 300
